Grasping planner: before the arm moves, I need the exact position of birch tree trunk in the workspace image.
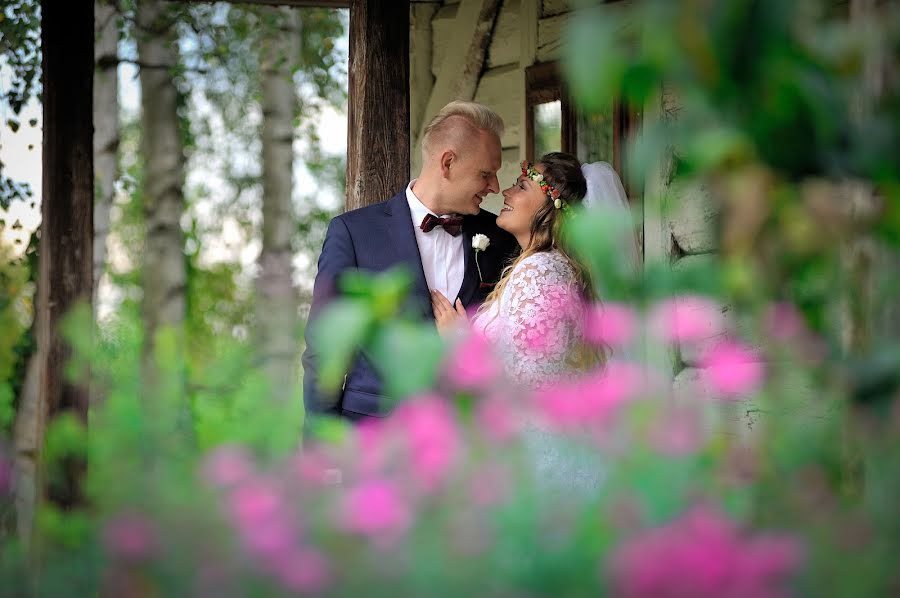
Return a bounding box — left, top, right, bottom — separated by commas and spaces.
256, 7, 300, 404
93, 0, 119, 311
136, 0, 187, 412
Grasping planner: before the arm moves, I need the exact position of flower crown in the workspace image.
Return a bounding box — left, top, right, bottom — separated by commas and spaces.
521, 161, 566, 209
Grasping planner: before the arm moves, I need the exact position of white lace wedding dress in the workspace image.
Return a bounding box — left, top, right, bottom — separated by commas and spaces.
472, 250, 605, 496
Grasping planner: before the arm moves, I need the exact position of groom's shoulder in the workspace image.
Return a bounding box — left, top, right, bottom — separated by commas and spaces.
333, 191, 404, 228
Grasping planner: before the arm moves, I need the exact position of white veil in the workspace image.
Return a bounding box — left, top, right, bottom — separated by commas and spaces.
580, 161, 640, 272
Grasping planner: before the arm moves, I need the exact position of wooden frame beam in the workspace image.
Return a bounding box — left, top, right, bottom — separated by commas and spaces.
176, 0, 350, 8
414, 0, 501, 147
346, 0, 410, 211
37, 0, 93, 509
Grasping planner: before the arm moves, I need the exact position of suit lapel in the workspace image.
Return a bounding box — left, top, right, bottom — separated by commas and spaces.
457, 216, 480, 307
384, 193, 431, 314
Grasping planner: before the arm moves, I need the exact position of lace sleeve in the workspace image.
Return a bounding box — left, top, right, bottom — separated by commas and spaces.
497, 253, 583, 388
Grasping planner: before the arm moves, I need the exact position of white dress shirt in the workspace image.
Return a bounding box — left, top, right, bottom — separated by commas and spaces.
406, 180, 465, 301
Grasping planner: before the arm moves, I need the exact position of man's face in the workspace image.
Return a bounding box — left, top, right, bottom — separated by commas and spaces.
444, 130, 501, 215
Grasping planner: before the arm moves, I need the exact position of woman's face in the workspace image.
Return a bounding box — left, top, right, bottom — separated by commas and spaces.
497, 163, 550, 245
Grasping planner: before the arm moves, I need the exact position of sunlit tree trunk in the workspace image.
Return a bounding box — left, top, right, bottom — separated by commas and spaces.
256, 6, 300, 404
136, 0, 187, 415
93, 0, 119, 311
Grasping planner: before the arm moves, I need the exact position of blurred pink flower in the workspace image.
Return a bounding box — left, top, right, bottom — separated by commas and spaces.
342, 478, 411, 538
536, 361, 644, 429
394, 396, 461, 491
356, 418, 391, 476
202, 445, 253, 488
584, 302, 637, 347
469, 462, 512, 507
293, 448, 341, 487
648, 404, 707, 456
608, 506, 803, 598
764, 302, 805, 342
275, 547, 332, 593
228, 479, 283, 531
103, 513, 158, 561
700, 340, 765, 397
476, 394, 520, 443
651, 296, 723, 343
444, 330, 500, 389
241, 515, 295, 560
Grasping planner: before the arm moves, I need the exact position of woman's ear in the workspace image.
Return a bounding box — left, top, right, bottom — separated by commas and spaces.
440, 150, 455, 179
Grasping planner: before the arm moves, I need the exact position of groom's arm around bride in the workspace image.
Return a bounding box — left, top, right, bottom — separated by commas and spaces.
302, 100, 518, 423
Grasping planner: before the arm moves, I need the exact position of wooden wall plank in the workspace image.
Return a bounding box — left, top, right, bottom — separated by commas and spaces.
410, 1, 439, 173
486, 0, 520, 68
346, 0, 410, 210
518, 0, 539, 161
536, 13, 564, 62
668, 180, 719, 255
473, 64, 522, 148
416, 0, 502, 145
430, 4, 458, 79
541, 0, 570, 17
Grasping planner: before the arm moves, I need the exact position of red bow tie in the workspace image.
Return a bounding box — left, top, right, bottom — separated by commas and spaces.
420, 213, 463, 236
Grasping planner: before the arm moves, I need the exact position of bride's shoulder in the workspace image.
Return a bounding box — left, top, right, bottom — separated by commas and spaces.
511, 250, 574, 279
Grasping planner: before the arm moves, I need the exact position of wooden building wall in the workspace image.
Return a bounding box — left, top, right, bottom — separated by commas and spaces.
410, 0, 572, 214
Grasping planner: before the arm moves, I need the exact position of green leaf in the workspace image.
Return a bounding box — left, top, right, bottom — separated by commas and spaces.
311, 298, 373, 392
369, 320, 446, 401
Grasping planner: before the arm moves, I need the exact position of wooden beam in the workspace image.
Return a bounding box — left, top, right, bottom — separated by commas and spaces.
38, 0, 93, 509
518, 0, 539, 161
409, 1, 439, 174
346, 0, 410, 211
175, 0, 351, 8
414, 0, 502, 147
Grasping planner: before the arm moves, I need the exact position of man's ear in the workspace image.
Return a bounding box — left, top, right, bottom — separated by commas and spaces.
440, 150, 455, 179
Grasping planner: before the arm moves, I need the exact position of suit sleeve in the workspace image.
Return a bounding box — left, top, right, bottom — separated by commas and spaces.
302, 216, 356, 418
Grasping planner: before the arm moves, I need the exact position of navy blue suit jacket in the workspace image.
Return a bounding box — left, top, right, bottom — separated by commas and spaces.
301, 191, 518, 420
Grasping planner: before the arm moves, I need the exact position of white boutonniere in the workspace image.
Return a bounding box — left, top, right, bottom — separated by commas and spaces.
472, 234, 490, 287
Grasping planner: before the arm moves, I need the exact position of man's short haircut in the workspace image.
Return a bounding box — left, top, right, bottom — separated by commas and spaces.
421, 100, 505, 161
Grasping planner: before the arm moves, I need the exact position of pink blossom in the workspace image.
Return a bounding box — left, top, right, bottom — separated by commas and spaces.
536, 361, 644, 429
608, 506, 803, 598
648, 404, 707, 456
274, 547, 332, 593
103, 513, 158, 561
764, 302, 805, 342
444, 330, 500, 389
293, 448, 341, 487
584, 302, 637, 347
651, 295, 723, 343
700, 340, 765, 397
202, 445, 254, 488
356, 418, 391, 476
393, 396, 461, 491
476, 394, 520, 443
341, 478, 411, 538
469, 463, 512, 507
241, 515, 295, 560
228, 479, 283, 531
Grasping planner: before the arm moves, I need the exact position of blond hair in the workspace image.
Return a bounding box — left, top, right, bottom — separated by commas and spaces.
421, 100, 504, 161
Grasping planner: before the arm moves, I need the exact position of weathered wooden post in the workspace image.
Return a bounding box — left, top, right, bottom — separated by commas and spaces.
36, 0, 93, 509
345, 0, 411, 211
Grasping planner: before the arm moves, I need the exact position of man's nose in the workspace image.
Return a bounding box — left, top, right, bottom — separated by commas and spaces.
487, 174, 500, 194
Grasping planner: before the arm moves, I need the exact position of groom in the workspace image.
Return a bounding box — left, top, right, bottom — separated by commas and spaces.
302, 100, 518, 422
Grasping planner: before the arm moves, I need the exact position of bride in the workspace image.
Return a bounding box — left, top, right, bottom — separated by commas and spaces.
430, 151, 633, 386
431, 152, 634, 494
